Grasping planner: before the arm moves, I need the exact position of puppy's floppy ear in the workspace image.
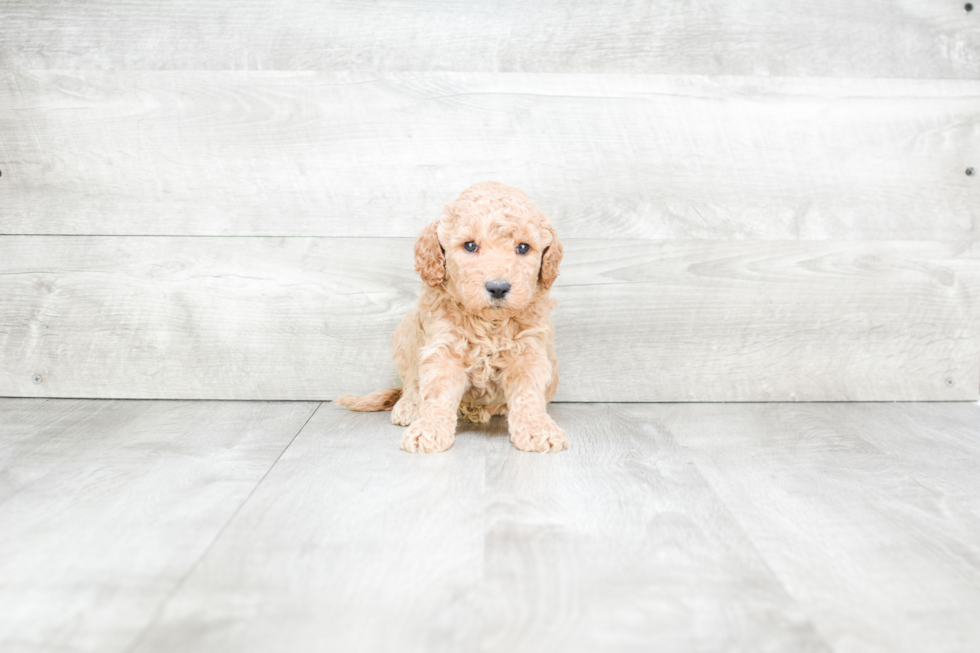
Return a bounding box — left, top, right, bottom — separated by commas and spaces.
539, 226, 563, 290
414, 220, 445, 286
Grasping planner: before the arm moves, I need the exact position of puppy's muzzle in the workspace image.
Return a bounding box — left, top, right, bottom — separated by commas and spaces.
485, 279, 511, 300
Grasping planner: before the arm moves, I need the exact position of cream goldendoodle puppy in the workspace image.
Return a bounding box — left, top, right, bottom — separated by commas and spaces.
336, 181, 566, 453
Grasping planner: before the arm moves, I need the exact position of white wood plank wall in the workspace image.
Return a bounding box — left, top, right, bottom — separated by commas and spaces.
0, 2, 977, 401
1, 237, 976, 401
1, 72, 977, 239
1, 1, 977, 78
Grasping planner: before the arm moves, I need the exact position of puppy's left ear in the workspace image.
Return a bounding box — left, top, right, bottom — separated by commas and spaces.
539, 227, 563, 290
414, 220, 446, 286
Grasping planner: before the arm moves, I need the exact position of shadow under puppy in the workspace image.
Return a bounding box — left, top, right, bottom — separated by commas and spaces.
337, 181, 566, 453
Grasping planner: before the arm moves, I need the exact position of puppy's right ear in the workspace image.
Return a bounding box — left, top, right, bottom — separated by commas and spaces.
414, 221, 445, 286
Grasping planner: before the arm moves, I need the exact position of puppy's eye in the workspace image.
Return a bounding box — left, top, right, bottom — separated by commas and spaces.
516, 243, 530, 255
463, 241, 478, 253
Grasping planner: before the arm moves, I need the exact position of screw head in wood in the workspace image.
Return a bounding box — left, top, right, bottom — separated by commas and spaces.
945, 377, 955, 387
967, 3, 974, 12
32, 374, 42, 384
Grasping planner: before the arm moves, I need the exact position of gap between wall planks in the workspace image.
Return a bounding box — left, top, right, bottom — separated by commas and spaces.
0, 0, 977, 78
1, 236, 976, 402
0, 72, 977, 239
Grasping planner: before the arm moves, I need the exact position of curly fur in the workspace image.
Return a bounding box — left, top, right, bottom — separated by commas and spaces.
336, 181, 566, 453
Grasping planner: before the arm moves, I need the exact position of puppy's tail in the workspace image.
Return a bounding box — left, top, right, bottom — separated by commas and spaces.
334, 387, 402, 412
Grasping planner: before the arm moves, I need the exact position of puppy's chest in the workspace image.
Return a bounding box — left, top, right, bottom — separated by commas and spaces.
462, 336, 517, 390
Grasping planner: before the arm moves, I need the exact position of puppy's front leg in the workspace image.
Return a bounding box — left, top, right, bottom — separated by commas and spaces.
401, 349, 467, 453
503, 352, 567, 453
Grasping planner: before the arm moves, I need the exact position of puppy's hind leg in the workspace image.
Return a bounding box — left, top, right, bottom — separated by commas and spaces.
391, 310, 423, 427
458, 403, 492, 424
391, 386, 420, 426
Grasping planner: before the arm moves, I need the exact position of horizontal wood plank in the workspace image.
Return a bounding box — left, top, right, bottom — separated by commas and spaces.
0, 398, 318, 653
0, 236, 976, 402
0, 1, 976, 78
1, 72, 977, 239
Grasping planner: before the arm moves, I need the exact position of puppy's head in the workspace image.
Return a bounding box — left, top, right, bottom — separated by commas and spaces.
415, 181, 562, 317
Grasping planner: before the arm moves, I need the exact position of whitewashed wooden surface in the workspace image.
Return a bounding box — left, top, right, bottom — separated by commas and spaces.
0, 1, 976, 78
3, 398, 980, 652
130, 404, 490, 653
1, 236, 976, 402
658, 402, 980, 653
477, 404, 828, 652
0, 398, 318, 653
1, 72, 977, 239
1, 3, 977, 402
133, 404, 830, 653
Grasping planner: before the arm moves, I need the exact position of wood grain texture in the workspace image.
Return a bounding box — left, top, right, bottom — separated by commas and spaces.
0, 1, 977, 78
479, 403, 828, 652
4, 399, 980, 651
0, 398, 319, 653
814, 402, 980, 517
131, 404, 829, 653
658, 402, 980, 653
1, 236, 976, 402
1, 72, 977, 239
130, 405, 489, 653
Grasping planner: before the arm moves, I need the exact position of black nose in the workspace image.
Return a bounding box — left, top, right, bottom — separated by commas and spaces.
485, 280, 511, 300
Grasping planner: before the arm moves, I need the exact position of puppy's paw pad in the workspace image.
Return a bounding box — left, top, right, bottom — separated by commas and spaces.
400, 421, 455, 453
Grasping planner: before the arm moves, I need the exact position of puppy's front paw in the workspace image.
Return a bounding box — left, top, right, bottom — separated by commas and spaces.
401, 419, 455, 453
510, 417, 568, 453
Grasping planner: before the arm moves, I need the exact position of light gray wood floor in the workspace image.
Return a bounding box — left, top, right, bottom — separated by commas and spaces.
1, 399, 978, 652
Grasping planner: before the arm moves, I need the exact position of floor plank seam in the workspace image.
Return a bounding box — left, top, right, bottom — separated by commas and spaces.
121, 401, 323, 653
